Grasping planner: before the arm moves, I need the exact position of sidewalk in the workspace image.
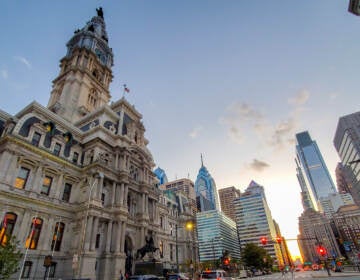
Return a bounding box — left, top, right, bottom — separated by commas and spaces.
311, 270, 360, 278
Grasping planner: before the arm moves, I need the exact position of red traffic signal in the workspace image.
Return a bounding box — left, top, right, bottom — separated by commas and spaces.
317, 246, 327, 256
223, 257, 230, 266
260, 237, 268, 245
276, 236, 282, 244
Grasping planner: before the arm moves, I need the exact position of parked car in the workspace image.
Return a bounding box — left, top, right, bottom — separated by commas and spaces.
129, 275, 162, 280
166, 273, 189, 280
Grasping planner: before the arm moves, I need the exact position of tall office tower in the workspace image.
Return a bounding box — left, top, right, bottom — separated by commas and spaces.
298, 209, 341, 263
296, 159, 317, 211
218, 186, 241, 222
0, 8, 189, 280
295, 131, 337, 212
335, 163, 353, 194
334, 111, 360, 206
196, 210, 240, 263
194, 155, 219, 211
154, 167, 168, 185
234, 181, 282, 264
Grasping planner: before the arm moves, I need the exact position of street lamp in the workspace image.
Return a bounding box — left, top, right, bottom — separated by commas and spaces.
185, 221, 195, 278
77, 172, 103, 279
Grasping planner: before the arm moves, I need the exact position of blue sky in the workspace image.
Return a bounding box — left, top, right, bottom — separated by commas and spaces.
1, 1, 359, 257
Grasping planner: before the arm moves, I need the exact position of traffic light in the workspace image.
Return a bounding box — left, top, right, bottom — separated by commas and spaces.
260, 237, 268, 245
276, 236, 282, 244
317, 245, 327, 256
223, 257, 230, 266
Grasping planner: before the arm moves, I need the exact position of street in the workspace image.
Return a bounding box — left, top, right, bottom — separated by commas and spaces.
247, 270, 360, 279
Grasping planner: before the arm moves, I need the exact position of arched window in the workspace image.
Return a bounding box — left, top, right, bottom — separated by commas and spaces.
51, 222, 65, 251
0, 212, 17, 246
25, 217, 43, 250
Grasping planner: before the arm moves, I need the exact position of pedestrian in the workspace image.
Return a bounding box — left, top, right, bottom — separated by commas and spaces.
120, 270, 124, 280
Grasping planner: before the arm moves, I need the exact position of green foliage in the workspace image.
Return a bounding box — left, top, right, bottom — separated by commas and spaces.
0, 236, 23, 280
241, 243, 272, 270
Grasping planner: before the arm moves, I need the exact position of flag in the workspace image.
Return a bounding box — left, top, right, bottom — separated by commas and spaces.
2, 215, 7, 229
25, 218, 37, 249
123, 84, 130, 93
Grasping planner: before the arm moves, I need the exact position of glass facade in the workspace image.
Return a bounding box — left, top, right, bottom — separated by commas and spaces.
234, 181, 280, 262
196, 210, 240, 262
295, 131, 336, 210
195, 162, 219, 211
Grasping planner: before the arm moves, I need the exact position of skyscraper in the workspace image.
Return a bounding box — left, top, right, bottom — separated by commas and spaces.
234, 181, 283, 265
196, 210, 240, 262
194, 155, 219, 211
295, 131, 337, 212
218, 186, 241, 222
334, 111, 360, 206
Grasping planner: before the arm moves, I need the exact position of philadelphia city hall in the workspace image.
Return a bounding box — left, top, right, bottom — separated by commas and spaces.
0, 8, 196, 280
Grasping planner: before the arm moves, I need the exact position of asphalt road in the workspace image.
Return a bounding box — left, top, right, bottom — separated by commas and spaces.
247, 270, 360, 279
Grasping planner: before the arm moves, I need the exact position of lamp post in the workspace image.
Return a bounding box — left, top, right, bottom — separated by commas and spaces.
77, 172, 103, 279
185, 221, 195, 278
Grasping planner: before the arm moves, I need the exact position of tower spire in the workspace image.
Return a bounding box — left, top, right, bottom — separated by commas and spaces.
201, 153, 204, 167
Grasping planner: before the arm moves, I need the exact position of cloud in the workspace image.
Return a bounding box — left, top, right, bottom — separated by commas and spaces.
288, 89, 310, 106
1, 70, 8, 79
189, 126, 203, 139
14, 56, 32, 69
248, 159, 270, 172
219, 102, 265, 143
267, 117, 298, 150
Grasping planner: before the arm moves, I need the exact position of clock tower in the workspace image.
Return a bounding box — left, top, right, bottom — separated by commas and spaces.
47, 7, 114, 123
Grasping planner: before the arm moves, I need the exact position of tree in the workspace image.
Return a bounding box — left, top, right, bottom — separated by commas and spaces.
241, 243, 272, 270
0, 236, 23, 280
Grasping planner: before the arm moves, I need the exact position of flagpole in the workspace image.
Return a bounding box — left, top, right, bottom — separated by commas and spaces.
46, 217, 61, 280
18, 212, 38, 280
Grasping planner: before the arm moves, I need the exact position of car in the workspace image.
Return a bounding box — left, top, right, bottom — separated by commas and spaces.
166, 273, 189, 280
129, 275, 162, 280
200, 270, 229, 280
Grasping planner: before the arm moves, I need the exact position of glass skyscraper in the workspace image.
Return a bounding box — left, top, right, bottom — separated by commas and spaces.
196, 210, 240, 262
295, 131, 336, 211
194, 155, 219, 211
234, 181, 282, 263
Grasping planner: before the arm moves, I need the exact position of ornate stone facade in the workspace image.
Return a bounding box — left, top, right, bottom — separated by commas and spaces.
0, 8, 196, 280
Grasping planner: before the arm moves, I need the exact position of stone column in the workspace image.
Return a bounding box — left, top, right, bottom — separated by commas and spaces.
53, 173, 64, 199
31, 165, 43, 192
124, 184, 128, 207
106, 220, 113, 252
111, 182, 116, 207
17, 211, 31, 243
119, 183, 125, 207
84, 216, 94, 251
115, 222, 121, 253
39, 216, 53, 250
120, 221, 126, 253
1, 151, 16, 183
96, 176, 104, 200
90, 216, 99, 251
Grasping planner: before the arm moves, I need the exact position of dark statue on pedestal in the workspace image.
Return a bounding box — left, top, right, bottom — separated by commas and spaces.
136, 235, 160, 260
